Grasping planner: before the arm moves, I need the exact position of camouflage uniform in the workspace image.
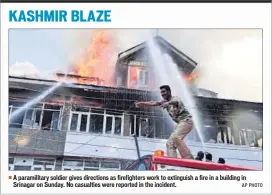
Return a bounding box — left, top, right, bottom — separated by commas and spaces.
157, 96, 194, 159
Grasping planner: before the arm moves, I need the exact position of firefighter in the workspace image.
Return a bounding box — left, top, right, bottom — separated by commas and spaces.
205, 152, 213, 162
195, 151, 204, 161
218, 157, 225, 164
135, 85, 194, 159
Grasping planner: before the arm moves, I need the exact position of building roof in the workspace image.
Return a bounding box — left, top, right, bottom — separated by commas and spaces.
9, 76, 263, 109
9, 76, 147, 94
116, 36, 198, 74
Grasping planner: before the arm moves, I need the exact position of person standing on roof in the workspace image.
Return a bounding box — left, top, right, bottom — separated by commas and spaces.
135, 85, 194, 159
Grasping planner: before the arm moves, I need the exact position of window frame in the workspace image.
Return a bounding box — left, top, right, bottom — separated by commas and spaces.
137, 69, 149, 87
130, 115, 150, 138
9, 102, 63, 131
68, 111, 90, 133
62, 159, 84, 171
32, 158, 56, 171
68, 109, 124, 136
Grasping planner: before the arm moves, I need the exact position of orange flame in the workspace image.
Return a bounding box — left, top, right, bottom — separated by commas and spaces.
69, 29, 118, 86
185, 72, 200, 83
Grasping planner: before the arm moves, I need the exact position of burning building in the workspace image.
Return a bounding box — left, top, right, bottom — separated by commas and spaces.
115, 36, 198, 90
8, 35, 263, 171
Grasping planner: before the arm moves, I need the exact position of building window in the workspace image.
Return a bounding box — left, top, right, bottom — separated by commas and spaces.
100, 161, 120, 170
105, 115, 123, 135
68, 112, 90, 133
89, 114, 104, 134
14, 165, 32, 170
128, 61, 147, 66
239, 129, 261, 147
62, 159, 84, 170
41, 104, 62, 131
61, 159, 121, 171
68, 108, 123, 136
63, 159, 83, 167
216, 125, 234, 144
9, 156, 57, 171
70, 113, 79, 131
114, 117, 122, 135
9, 101, 63, 131
84, 160, 99, 170
105, 116, 113, 134
9, 157, 14, 171
22, 108, 42, 129
9, 157, 14, 164
9, 101, 43, 129
32, 158, 55, 171
138, 70, 149, 87
139, 118, 149, 137
129, 115, 136, 136
129, 115, 154, 138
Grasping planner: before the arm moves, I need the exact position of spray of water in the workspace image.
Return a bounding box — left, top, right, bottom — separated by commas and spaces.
147, 37, 206, 150
9, 81, 63, 121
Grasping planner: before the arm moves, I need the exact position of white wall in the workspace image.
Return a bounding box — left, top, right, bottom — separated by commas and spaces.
64, 132, 262, 169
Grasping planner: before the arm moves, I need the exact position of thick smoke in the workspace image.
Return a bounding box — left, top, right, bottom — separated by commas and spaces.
9, 61, 55, 80
10, 61, 40, 77
113, 29, 262, 102
10, 29, 262, 102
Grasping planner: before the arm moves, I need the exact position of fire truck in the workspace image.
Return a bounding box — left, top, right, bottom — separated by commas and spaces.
126, 150, 258, 171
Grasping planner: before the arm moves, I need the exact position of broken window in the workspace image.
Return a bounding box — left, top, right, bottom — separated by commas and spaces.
70, 113, 79, 131
239, 129, 247, 146
129, 115, 153, 138
80, 114, 88, 132
89, 114, 104, 134
22, 108, 42, 129
9, 111, 25, 128
9, 101, 26, 128
239, 129, 260, 147
9, 101, 43, 129
201, 118, 217, 143
217, 126, 229, 143
146, 118, 155, 138
139, 118, 149, 137
105, 115, 123, 135
68, 107, 123, 135
204, 125, 218, 143
246, 129, 258, 147
105, 116, 113, 134
129, 115, 136, 136
153, 118, 165, 139
114, 117, 122, 135
129, 115, 140, 136
41, 104, 62, 131
69, 112, 90, 133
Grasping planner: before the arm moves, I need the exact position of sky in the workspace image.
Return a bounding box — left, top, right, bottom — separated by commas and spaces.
9, 29, 262, 102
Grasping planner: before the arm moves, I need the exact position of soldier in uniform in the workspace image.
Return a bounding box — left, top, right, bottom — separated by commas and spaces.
135, 85, 194, 159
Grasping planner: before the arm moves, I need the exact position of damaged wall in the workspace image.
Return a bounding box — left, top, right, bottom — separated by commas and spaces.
9, 128, 67, 156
